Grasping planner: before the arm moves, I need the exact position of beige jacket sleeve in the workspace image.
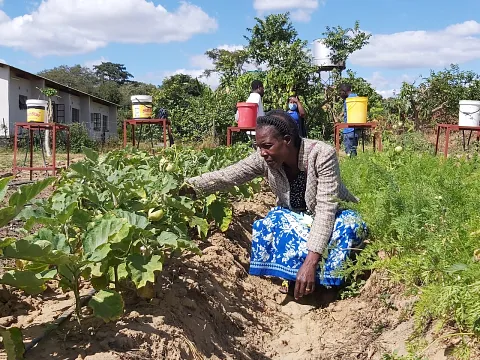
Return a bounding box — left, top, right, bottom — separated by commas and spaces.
186, 152, 266, 195
306, 147, 342, 255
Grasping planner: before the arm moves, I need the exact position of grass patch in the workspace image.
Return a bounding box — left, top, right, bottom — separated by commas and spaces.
340, 148, 480, 336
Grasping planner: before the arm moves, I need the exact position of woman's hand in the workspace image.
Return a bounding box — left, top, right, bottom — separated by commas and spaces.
294, 251, 321, 300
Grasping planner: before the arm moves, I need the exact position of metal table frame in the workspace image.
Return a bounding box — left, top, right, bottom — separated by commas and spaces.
12, 122, 70, 180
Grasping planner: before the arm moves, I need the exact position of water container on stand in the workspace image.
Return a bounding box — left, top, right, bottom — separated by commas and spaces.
346, 97, 368, 123
459, 100, 480, 127
26, 100, 48, 123
236, 103, 258, 128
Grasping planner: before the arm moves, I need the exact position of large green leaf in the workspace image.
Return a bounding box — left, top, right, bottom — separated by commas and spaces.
83, 147, 99, 163
189, 216, 209, 238
114, 210, 149, 229
208, 200, 233, 232
82, 217, 131, 255
157, 231, 179, 248
35, 229, 71, 253
0, 269, 56, 295
1, 327, 25, 360
3, 239, 75, 265
0, 176, 12, 203
0, 206, 17, 228
127, 254, 164, 289
8, 177, 55, 210
88, 290, 124, 322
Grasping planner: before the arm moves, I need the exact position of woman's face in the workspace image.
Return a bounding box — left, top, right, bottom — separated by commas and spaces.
255, 126, 291, 169
288, 98, 298, 111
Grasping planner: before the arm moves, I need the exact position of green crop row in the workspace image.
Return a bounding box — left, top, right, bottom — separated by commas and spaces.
0, 144, 260, 358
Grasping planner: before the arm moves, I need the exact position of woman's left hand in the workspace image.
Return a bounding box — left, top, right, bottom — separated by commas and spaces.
294, 251, 320, 300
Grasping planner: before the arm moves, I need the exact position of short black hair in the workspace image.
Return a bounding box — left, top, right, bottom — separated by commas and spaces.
339, 83, 352, 92
257, 110, 301, 148
251, 80, 263, 91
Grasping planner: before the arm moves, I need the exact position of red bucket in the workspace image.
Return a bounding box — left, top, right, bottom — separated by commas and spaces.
237, 102, 258, 128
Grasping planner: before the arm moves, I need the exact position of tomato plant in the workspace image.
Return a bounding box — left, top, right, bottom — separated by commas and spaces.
0, 144, 260, 328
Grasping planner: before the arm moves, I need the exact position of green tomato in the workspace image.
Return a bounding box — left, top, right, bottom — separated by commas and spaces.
165, 163, 175, 172
148, 208, 165, 221
394, 146, 403, 153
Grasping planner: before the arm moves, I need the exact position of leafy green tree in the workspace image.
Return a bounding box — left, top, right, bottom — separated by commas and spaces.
204, 48, 250, 88
38, 65, 99, 94
93, 62, 133, 85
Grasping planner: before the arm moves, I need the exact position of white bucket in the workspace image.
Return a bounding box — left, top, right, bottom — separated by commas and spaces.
26, 99, 48, 123
131, 95, 153, 120
459, 100, 480, 127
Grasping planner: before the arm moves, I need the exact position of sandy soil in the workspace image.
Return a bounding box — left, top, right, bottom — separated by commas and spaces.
0, 192, 478, 360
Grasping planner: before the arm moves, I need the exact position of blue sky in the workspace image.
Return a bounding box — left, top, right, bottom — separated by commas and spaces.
1, 0, 480, 97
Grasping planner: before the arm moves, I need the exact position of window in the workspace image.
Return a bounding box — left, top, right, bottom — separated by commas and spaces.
72, 108, 80, 123
19, 95, 27, 110
91, 113, 101, 131
102, 115, 109, 132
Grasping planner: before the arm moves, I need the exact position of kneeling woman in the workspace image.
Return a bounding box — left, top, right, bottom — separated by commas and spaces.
186, 111, 367, 300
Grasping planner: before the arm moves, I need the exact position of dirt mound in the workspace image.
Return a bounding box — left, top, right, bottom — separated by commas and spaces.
0, 192, 470, 359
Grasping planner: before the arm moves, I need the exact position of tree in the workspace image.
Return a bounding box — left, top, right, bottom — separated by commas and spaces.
322, 21, 372, 66
38, 87, 59, 157
38, 65, 99, 94
204, 48, 250, 88
93, 62, 133, 85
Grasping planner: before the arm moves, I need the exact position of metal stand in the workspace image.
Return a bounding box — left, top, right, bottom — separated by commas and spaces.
12, 122, 70, 180
123, 119, 172, 150
435, 124, 480, 158
334, 122, 382, 154
226, 127, 256, 146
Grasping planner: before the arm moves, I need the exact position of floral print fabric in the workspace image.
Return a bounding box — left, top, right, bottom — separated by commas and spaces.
249, 207, 368, 286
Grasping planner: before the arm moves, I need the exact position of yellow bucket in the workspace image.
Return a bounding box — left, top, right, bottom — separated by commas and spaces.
346, 97, 368, 123
26, 99, 48, 123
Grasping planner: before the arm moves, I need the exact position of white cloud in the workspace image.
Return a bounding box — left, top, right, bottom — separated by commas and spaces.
84, 57, 108, 69
367, 72, 419, 98
0, 59, 5, 64
0, 0, 217, 57
0, 0, 4, 7
253, 0, 322, 23
351, 20, 480, 69
140, 44, 266, 89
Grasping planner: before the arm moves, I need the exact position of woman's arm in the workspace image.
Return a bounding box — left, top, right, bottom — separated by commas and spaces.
186, 151, 266, 196
306, 147, 341, 254
295, 98, 306, 119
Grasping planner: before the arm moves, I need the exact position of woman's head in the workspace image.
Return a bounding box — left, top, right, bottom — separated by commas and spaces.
288, 96, 298, 112
255, 110, 301, 169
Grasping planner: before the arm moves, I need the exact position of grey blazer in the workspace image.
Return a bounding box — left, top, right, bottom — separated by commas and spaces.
187, 138, 358, 255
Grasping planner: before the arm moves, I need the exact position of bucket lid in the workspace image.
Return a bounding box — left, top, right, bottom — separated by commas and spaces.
26, 99, 48, 106
346, 96, 368, 102
131, 95, 152, 102
459, 100, 480, 105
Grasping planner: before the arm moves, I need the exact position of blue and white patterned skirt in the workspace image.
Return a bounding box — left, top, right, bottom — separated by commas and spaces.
249, 207, 368, 286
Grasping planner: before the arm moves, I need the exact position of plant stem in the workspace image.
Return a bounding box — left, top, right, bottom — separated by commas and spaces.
73, 276, 82, 323
114, 265, 119, 292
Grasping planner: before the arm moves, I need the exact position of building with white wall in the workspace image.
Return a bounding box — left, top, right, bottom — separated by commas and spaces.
0, 63, 118, 141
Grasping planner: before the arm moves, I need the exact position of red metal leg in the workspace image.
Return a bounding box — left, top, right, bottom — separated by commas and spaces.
52, 125, 57, 177
67, 128, 70, 167
335, 125, 340, 153
13, 124, 19, 176
29, 129, 34, 181
435, 125, 441, 155
227, 128, 232, 146
123, 121, 127, 147
163, 120, 167, 148
444, 127, 450, 158
132, 125, 136, 147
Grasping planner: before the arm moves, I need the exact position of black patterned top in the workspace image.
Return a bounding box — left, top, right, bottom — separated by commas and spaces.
289, 171, 307, 212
